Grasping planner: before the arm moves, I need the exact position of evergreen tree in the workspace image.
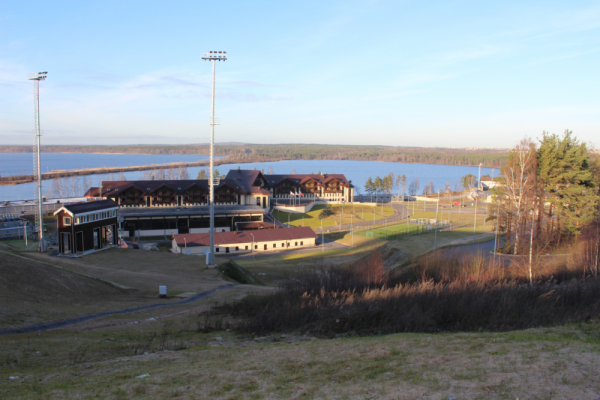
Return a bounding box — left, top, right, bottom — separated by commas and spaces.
539, 130, 598, 239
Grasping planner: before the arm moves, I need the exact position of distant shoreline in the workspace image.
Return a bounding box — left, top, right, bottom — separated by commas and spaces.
0, 143, 510, 186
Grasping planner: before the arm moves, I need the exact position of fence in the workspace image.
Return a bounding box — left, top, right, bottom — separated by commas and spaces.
353, 195, 405, 203
312, 204, 410, 234
362, 225, 430, 241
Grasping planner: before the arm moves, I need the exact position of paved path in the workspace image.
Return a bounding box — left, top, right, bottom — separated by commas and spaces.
0, 284, 238, 336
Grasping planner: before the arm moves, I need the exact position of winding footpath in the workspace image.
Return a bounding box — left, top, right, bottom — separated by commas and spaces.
0, 284, 238, 336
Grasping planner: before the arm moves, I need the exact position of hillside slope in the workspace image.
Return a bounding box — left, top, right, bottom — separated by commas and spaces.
0, 252, 143, 329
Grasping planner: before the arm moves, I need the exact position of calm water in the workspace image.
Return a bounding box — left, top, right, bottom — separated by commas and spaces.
0, 154, 495, 201
0, 153, 210, 176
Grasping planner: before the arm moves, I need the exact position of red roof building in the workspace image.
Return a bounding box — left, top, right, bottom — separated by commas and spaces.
172, 226, 318, 254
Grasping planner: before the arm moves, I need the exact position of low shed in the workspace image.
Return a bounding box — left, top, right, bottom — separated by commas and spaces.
172, 226, 317, 255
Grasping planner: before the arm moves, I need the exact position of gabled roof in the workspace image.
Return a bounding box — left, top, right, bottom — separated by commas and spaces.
266, 174, 352, 187
225, 169, 267, 195
173, 226, 317, 247
84, 170, 352, 199
54, 199, 119, 216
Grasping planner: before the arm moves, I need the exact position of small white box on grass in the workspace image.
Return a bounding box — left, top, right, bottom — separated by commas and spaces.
159, 285, 167, 298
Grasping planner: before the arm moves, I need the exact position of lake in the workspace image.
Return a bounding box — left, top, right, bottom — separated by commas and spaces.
0, 154, 496, 201
0, 152, 210, 177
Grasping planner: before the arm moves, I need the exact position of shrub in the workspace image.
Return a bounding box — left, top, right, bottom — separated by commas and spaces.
212, 243, 600, 336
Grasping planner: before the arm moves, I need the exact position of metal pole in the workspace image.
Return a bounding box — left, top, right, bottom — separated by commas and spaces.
24, 221, 27, 247
434, 190, 440, 250
351, 213, 353, 247
321, 217, 324, 252
473, 163, 481, 244
208, 59, 216, 266
493, 196, 499, 264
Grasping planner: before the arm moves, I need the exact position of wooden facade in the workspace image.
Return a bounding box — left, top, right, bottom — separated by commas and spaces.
54, 200, 119, 256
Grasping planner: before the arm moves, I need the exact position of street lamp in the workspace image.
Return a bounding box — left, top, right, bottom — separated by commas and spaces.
201, 51, 227, 266
28, 71, 47, 252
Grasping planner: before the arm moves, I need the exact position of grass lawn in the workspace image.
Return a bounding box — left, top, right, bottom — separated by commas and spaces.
355, 221, 426, 240
237, 235, 385, 273
22, 247, 231, 294
2, 315, 599, 399
272, 204, 395, 229
409, 210, 493, 232
0, 239, 39, 251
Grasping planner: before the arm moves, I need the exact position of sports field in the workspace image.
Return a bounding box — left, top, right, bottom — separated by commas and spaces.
355, 221, 428, 240
272, 204, 394, 229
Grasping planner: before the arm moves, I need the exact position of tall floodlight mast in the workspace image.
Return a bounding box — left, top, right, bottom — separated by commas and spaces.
28, 71, 48, 252
201, 51, 227, 266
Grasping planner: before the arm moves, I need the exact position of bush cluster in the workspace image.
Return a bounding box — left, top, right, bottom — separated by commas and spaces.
214, 236, 600, 336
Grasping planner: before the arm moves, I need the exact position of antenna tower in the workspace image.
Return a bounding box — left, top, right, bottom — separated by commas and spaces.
28, 71, 47, 252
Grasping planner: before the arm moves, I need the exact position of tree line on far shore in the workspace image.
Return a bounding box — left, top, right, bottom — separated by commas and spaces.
0, 143, 509, 169
362, 172, 495, 197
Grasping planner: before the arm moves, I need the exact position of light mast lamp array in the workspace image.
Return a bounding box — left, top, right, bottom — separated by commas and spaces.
201, 51, 227, 266
28, 71, 48, 252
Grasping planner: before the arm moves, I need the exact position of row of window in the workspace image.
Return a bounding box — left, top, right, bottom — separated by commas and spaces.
122, 215, 262, 231
215, 241, 304, 252
65, 210, 117, 226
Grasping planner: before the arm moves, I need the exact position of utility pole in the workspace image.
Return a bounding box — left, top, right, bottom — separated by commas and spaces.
321, 217, 324, 252
351, 212, 353, 247
493, 196, 499, 264
28, 71, 47, 252
434, 189, 440, 250
473, 162, 481, 244
202, 51, 226, 266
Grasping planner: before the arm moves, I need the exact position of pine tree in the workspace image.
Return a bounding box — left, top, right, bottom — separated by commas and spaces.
538, 130, 598, 241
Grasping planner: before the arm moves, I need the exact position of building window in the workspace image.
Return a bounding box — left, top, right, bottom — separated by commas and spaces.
255, 245, 258, 249
236, 246, 239, 251
300, 241, 303, 246
245, 246, 248, 250
216, 248, 220, 252
64, 217, 72, 226
295, 242, 298, 246
281, 243, 284, 247
272, 243, 276, 248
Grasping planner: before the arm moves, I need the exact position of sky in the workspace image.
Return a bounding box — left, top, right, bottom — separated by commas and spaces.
1, 1, 599, 148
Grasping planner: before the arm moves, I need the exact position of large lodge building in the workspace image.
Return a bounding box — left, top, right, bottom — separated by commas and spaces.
85, 169, 353, 237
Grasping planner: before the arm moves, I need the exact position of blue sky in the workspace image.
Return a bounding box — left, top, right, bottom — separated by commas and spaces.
1, 1, 599, 148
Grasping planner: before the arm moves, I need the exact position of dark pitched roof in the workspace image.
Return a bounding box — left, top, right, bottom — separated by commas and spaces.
173, 226, 317, 247
266, 174, 352, 187
59, 199, 119, 215
85, 170, 352, 199
225, 169, 269, 194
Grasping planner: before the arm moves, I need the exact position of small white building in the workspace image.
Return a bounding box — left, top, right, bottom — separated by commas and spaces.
172, 226, 318, 255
